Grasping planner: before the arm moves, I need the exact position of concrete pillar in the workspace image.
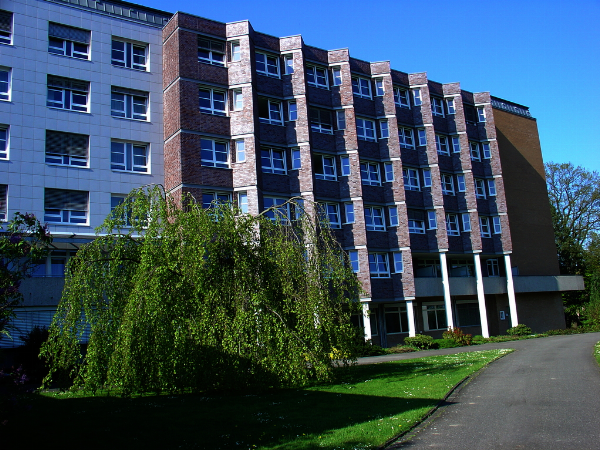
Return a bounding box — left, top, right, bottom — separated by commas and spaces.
362, 301, 372, 341
504, 254, 519, 327
473, 253, 490, 338
406, 299, 416, 337
439, 252, 454, 329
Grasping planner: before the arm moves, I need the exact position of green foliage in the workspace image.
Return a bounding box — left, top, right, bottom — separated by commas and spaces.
41, 187, 362, 394
352, 338, 388, 356
403, 334, 435, 349
472, 335, 487, 345
433, 338, 459, 349
442, 327, 473, 345
506, 324, 533, 336
387, 345, 417, 354
583, 273, 600, 327
0, 213, 52, 339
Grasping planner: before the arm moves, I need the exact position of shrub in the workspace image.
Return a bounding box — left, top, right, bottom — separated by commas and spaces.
433, 338, 460, 349
472, 335, 487, 345
442, 327, 473, 346
506, 324, 532, 336
404, 334, 435, 350
387, 345, 417, 354
353, 339, 388, 357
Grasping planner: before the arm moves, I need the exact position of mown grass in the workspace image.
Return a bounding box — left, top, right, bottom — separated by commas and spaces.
3, 349, 511, 450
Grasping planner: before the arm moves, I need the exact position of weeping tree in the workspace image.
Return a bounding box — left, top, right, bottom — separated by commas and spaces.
41, 186, 362, 394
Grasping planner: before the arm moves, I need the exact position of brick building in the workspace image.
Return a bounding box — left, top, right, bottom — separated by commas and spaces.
0, 0, 583, 347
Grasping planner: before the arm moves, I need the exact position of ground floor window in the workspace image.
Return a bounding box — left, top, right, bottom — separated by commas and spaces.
423, 303, 447, 331
385, 305, 409, 334
456, 301, 481, 327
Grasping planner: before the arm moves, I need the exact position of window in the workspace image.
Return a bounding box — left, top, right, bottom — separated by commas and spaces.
385, 305, 408, 333
340, 156, 350, 176
200, 139, 228, 169
474, 179, 486, 198
446, 214, 460, 236
470, 142, 481, 161
198, 88, 226, 116
389, 206, 398, 227
0, 125, 7, 159
0, 67, 10, 101
44, 188, 88, 224
306, 65, 328, 88
255, 52, 279, 77
446, 98, 456, 114
487, 259, 499, 277
451, 136, 461, 153
258, 98, 283, 125
457, 174, 466, 192
111, 87, 148, 120
374, 78, 384, 96
398, 127, 414, 149
263, 197, 290, 222
284, 55, 294, 74
394, 87, 409, 107
360, 162, 380, 186
369, 253, 389, 278
456, 301, 481, 327
352, 77, 371, 98
232, 90, 243, 111
0, 10, 12, 45
427, 210, 437, 230
238, 192, 248, 213
332, 67, 342, 86
384, 163, 394, 182
261, 148, 286, 174
235, 140, 245, 163
313, 154, 336, 180
412, 88, 422, 106
380, 120, 389, 139
417, 129, 427, 146
310, 108, 333, 134
488, 179, 497, 196
441, 174, 455, 195
423, 169, 432, 187
319, 203, 341, 228
431, 97, 444, 116
336, 110, 346, 130
47, 75, 88, 112
0, 184, 6, 220
349, 250, 359, 272
111, 140, 149, 172
198, 38, 225, 66
423, 303, 447, 331
110, 195, 139, 227
403, 168, 420, 191
288, 102, 297, 121
479, 216, 491, 238
230, 41, 241, 62
462, 213, 471, 232
45, 130, 88, 167
344, 203, 355, 223
364, 206, 385, 231
464, 105, 477, 124
48, 23, 90, 60
408, 210, 425, 234
356, 118, 376, 142
393, 252, 403, 273
291, 148, 301, 170
435, 135, 449, 155
493, 216, 502, 234
111, 38, 147, 70
202, 191, 231, 209
482, 142, 492, 159
477, 106, 486, 122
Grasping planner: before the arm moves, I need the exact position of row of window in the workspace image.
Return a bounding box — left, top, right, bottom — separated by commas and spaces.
406, 209, 502, 237
402, 167, 497, 197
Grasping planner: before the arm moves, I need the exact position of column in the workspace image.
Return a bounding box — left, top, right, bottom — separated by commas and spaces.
406, 299, 416, 337
439, 252, 454, 329
362, 301, 372, 341
504, 254, 519, 327
473, 253, 490, 338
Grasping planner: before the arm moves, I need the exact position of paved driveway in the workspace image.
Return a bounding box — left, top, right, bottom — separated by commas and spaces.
359, 333, 600, 450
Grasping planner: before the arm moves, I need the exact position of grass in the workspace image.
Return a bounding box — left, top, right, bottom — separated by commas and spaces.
595, 341, 600, 366
2, 349, 511, 450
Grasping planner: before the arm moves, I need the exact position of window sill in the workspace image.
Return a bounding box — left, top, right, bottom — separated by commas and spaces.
48, 53, 91, 62
111, 169, 151, 174
47, 106, 89, 114
257, 72, 280, 79
111, 115, 149, 123
46, 163, 90, 169
46, 222, 90, 227
111, 64, 148, 72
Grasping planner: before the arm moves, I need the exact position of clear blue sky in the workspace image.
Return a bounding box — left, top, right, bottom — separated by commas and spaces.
142, 0, 600, 173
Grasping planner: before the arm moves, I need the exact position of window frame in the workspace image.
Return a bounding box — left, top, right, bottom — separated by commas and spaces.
0, 67, 10, 101
403, 167, 420, 191
374, 78, 385, 96
48, 23, 90, 60
389, 206, 399, 227
263, 196, 291, 222
474, 179, 486, 199
423, 303, 447, 331
352, 77, 372, 99
394, 87, 410, 108
479, 216, 491, 238
384, 162, 394, 182
288, 101, 298, 121
435, 135, 449, 155
356, 117, 376, 142
457, 174, 466, 192
291, 148, 301, 170
398, 127, 415, 149
111, 87, 149, 121
393, 252, 404, 273
0, 183, 6, 221
482, 142, 492, 159
44, 188, 88, 225
258, 97, 283, 125
369, 253, 390, 278
446, 214, 460, 236
283, 55, 294, 75
0, 125, 8, 159
379, 120, 389, 139
202, 191, 232, 210
462, 213, 472, 232
230, 41, 241, 62
198, 87, 226, 116
360, 162, 381, 186
451, 136, 461, 153
198, 37, 225, 67
441, 174, 455, 196
255, 52, 280, 78
306, 65, 329, 89
0, 10, 13, 46
492, 216, 502, 234
235, 140, 245, 163
470, 142, 481, 161
364, 206, 386, 231
417, 129, 427, 146
487, 179, 497, 196
344, 202, 355, 224
427, 210, 437, 230
310, 108, 333, 134
446, 98, 456, 114
314, 154, 337, 181
110, 140, 150, 173
340, 156, 351, 176
477, 106, 486, 122
261, 147, 286, 175
232, 89, 243, 111
349, 250, 359, 272
431, 97, 444, 117
332, 67, 342, 86
200, 138, 229, 169
336, 110, 346, 130
422, 168, 432, 187
412, 88, 422, 106
318, 202, 341, 228
45, 129, 88, 167
111, 38, 147, 71
47, 76, 89, 113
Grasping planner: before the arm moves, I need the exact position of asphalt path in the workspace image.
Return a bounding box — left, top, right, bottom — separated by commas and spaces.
358, 332, 600, 450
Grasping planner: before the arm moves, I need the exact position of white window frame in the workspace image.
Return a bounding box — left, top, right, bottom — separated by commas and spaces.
488, 179, 497, 196
340, 155, 351, 176
369, 253, 390, 278
44, 188, 88, 225
462, 213, 471, 232
47, 77, 89, 112
422, 168, 432, 187
198, 38, 225, 66
256, 52, 280, 78
261, 147, 286, 175
435, 135, 449, 155
0, 184, 6, 221
360, 162, 381, 186
238, 191, 248, 213
403, 168, 420, 191
332, 67, 342, 86
112, 88, 148, 120
356, 118, 376, 142
417, 129, 427, 146
352, 77, 371, 99
423, 303, 447, 331
291, 148, 301, 170
482, 142, 492, 159
398, 127, 415, 149
0, 67, 10, 101
389, 206, 399, 227
384, 162, 394, 182
0, 10, 12, 45
48, 24, 90, 60
344, 202, 355, 224
319, 202, 341, 228
456, 174, 466, 192
258, 98, 283, 125
235, 140, 245, 163
198, 87, 226, 116
408, 213, 426, 234
441, 174, 455, 195
111, 38, 147, 71
45, 130, 88, 167
336, 110, 346, 130
200, 138, 229, 169
380, 120, 389, 139
394, 87, 410, 108
349, 250, 359, 272
306, 65, 328, 89
314, 154, 336, 181
230, 41, 241, 62
412, 88, 422, 106
111, 140, 149, 173
263, 196, 290, 222
451, 136, 461, 153
374, 78, 384, 96
427, 210, 437, 230
284, 55, 294, 74
310, 108, 333, 134
287, 101, 297, 121
470, 142, 481, 161
477, 106, 486, 122
431, 97, 444, 117
474, 179, 486, 199
365, 206, 385, 231
0, 125, 8, 159
232, 89, 243, 111
479, 216, 491, 238
446, 214, 460, 236
202, 191, 231, 209
446, 98, 456, 114
393, 252, 404, 273
493, 216, 502, 234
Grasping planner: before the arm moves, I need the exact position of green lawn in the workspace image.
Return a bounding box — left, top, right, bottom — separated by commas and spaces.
595, 341, 600, 366
3, 349, 511, 450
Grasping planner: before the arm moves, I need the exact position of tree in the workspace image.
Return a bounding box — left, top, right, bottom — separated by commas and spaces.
41, 187, 362, 394
0, 213, 52, 339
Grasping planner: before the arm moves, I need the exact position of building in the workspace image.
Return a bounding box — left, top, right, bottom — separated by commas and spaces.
0, 0, 583, 348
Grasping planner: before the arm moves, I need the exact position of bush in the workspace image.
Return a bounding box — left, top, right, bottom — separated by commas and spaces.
442, 327, 473, 346
433, 338, 460, 349
472, 335, 487, 345
352, 338, 388, 357
404, 334, 435, 350
387, 345, 417, 354
506, 324, 532, 336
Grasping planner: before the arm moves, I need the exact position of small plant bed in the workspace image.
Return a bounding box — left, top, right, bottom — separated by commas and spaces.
3, 350, 511, 450
595, 341, 600, 366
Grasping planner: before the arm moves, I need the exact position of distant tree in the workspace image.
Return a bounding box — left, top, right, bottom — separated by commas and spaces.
41, 187, 362, 395
0, 213, 52, 339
